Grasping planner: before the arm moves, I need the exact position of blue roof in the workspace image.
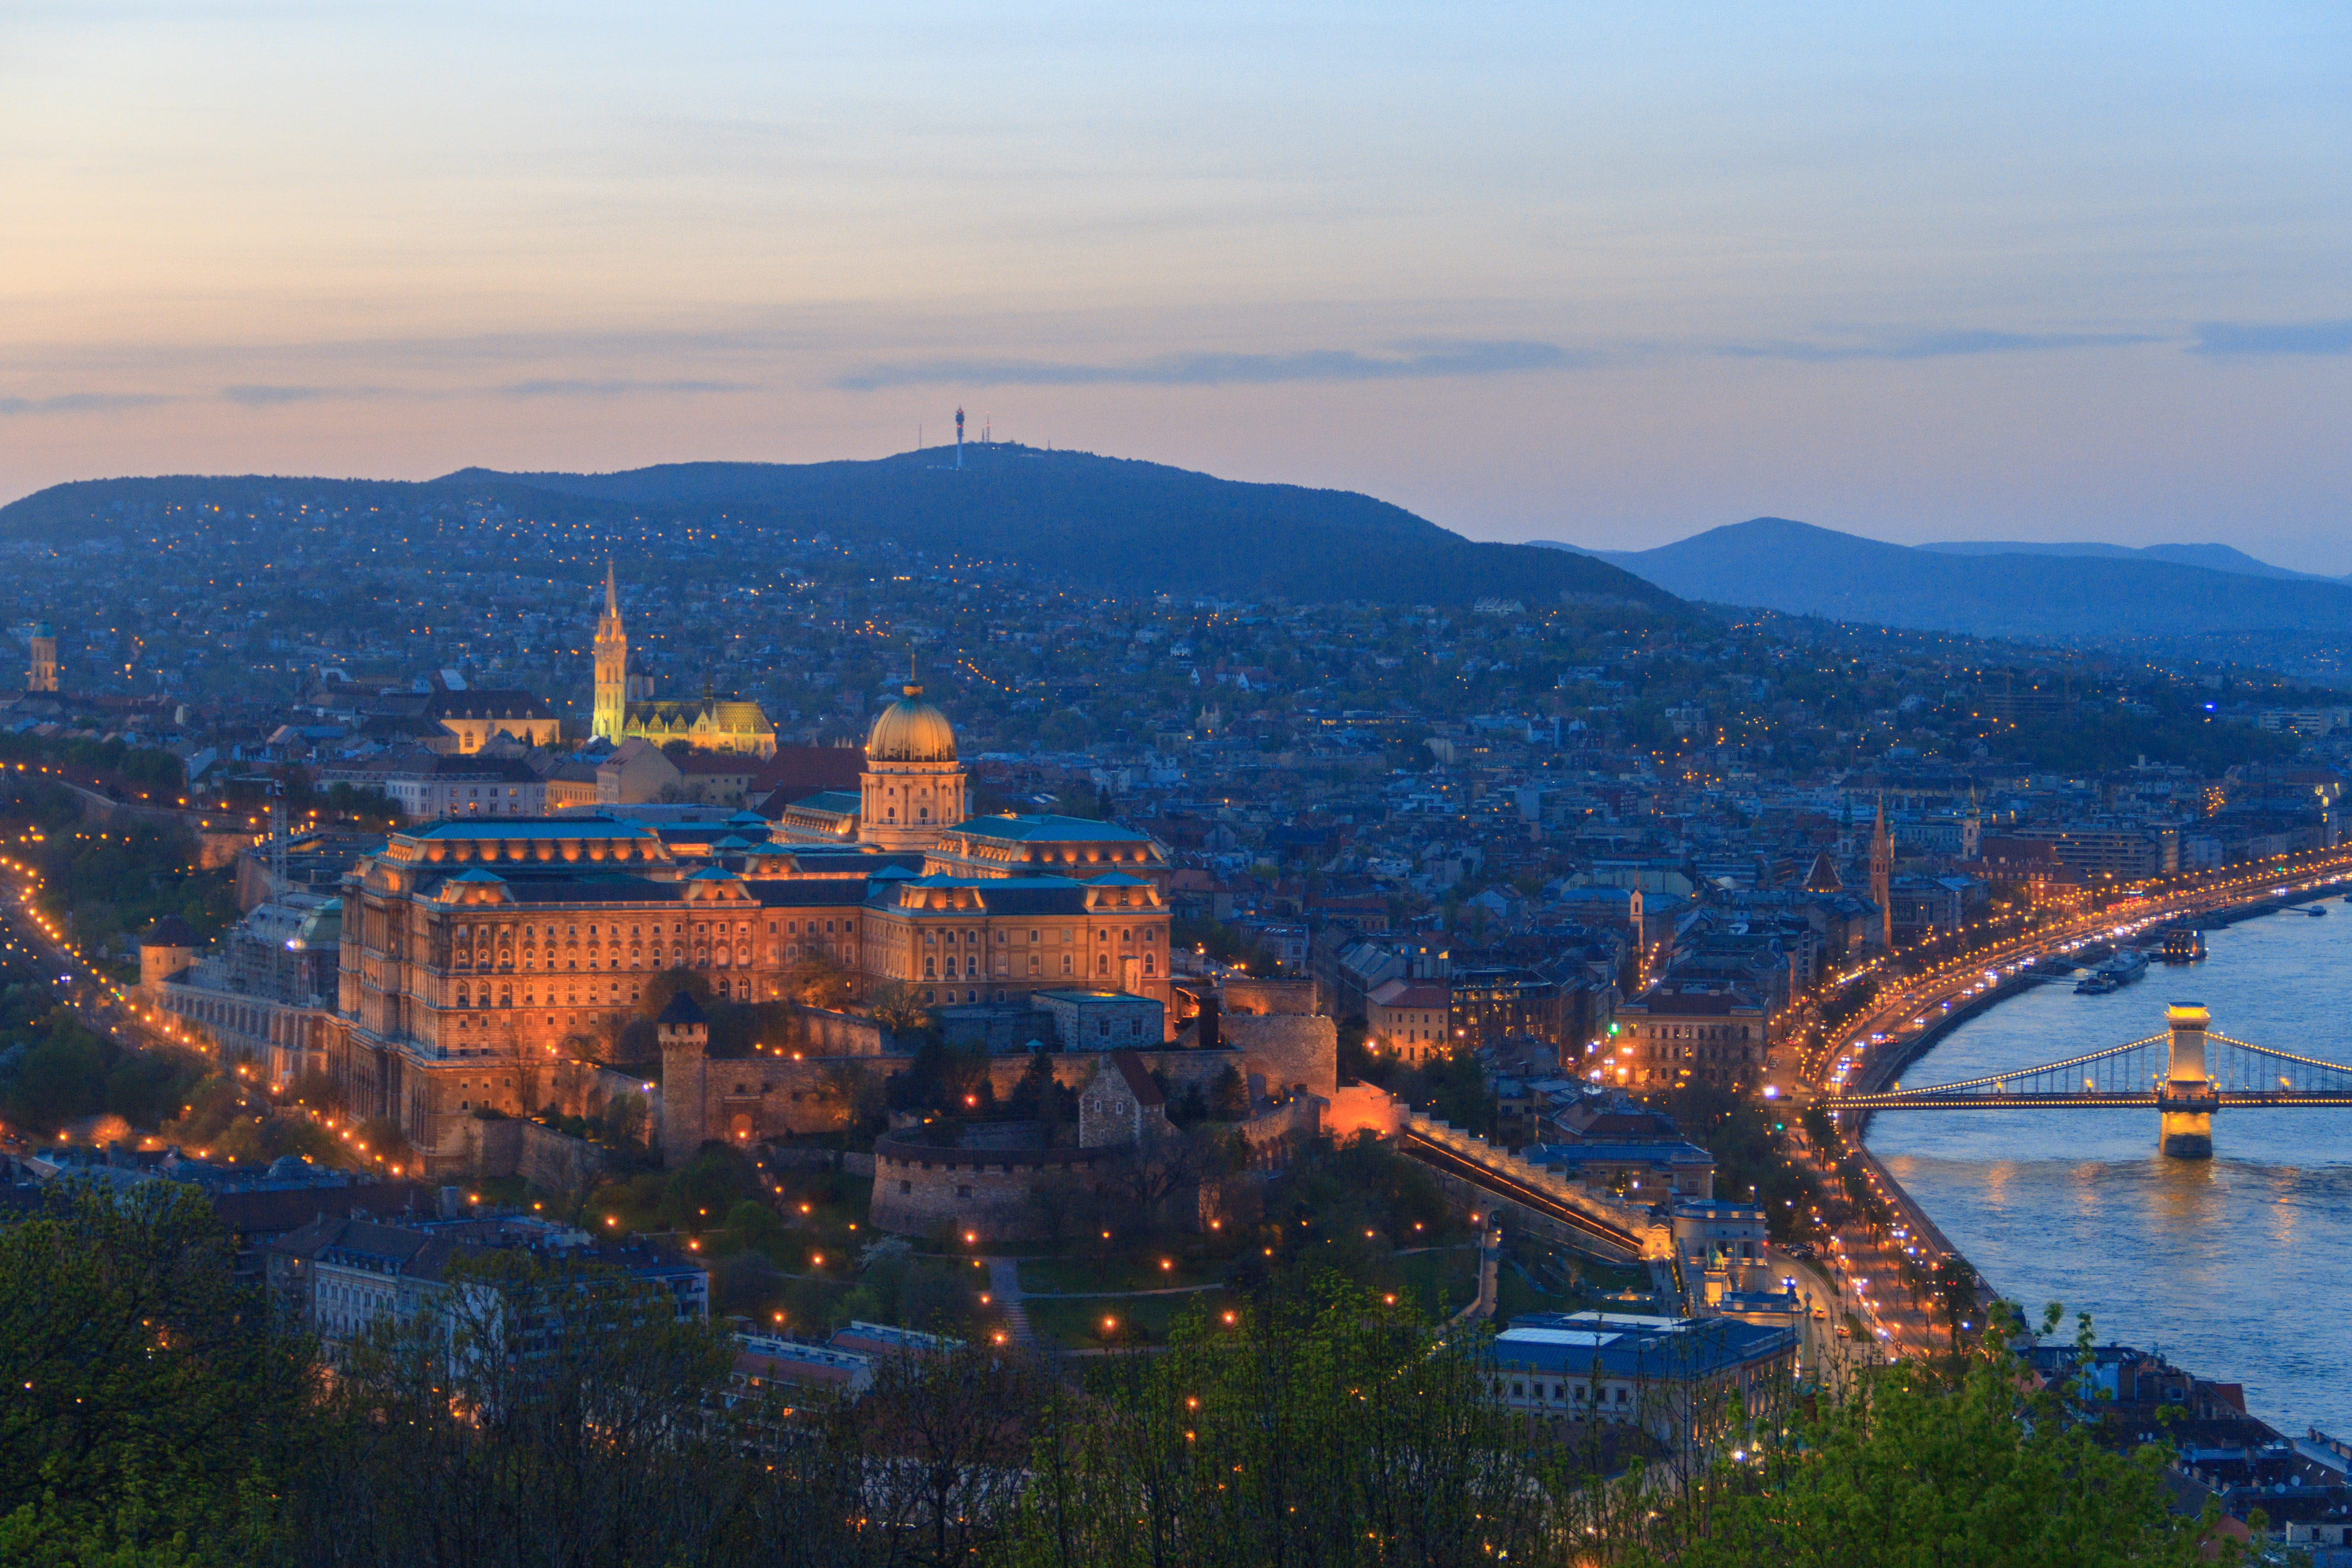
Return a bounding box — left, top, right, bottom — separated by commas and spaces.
948, 814, 1152, 843
785, 791, 862, 816
1490, 1313, 1794, 1380
399, 815, 657, 841
1523, 1141, 1713, 1167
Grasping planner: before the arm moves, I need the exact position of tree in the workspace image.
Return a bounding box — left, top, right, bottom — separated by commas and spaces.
782, 951, 855, 1010
867, 979, 933, 1039
852, 1341, 1041, 1565
1632, 1307, 2232, 1568
0, 1183, 308, 1563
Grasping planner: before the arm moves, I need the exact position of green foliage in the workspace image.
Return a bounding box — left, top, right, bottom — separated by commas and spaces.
0, 1183, 307, 1565
1365, 1048, 1495, 1135
1998, 707, 2297, 776
0, 733, 186, 798
660, 1143, 768, 1232
0, 1007, 207, 1139
836, 1254, 975, 1333
1631, 1310, 2231, 1568
0, 1193, 2245, 1568
1659, 1083, 1824, 1243
1015, 1278, 1565, 1568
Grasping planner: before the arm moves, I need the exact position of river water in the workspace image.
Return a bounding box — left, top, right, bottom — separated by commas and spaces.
1869, 901, 2352, 1438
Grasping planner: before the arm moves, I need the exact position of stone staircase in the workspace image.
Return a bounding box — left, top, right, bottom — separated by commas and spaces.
987, 1257, 1035, 1345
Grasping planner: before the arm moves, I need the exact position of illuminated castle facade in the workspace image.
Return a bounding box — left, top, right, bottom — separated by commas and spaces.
591, 564, 776, 758
330, 673, 1174, 1174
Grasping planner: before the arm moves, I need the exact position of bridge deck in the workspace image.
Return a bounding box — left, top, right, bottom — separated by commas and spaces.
1832, 1092, 2352, 1111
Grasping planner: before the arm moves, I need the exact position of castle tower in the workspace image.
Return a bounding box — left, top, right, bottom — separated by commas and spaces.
592, 562, 627, 742
859, 659, 968, 853
1869, 794, 1893, 950
137, 915, 198, 1004
27, 621, 57, 694
657, 989, 709, 1167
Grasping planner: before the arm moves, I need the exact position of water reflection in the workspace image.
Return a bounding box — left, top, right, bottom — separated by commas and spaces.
1867, 909, 2352, 1435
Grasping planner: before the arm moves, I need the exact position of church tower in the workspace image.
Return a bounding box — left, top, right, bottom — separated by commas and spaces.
592, 562, 627, 743
1869, 794, 1894, 950
1961, 787, 1982, 861
27, 621, 57, 694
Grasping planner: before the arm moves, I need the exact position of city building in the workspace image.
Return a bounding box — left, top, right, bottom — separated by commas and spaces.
1487, 1310, 1797, 1447
1365, 977, 1450, 1062
265, 1210, 707, 1357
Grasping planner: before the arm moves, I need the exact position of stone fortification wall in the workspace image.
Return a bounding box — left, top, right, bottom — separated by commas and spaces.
676, 1046, 1250, 1150
1222, 976, 1316, 1016
1222, 1013, 1338, 1098
1234, 1096, 1321, 1168
466, 1116, 606, 1192
869, 1138, 1118, 1242
788, 1006, 895, 1057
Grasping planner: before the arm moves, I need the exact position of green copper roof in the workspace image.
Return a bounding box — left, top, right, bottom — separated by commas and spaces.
398, 815, 658, 841
947, 814, 1152, 843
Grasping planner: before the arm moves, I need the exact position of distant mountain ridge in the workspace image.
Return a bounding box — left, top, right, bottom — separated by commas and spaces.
1917, 539, 2341, 583
2, 445, 1675, 611
1531, 519, 2352, 639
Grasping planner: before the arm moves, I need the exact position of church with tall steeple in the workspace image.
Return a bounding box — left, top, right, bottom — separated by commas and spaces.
590, 563, 777, 758
1869, 794, 1894, 950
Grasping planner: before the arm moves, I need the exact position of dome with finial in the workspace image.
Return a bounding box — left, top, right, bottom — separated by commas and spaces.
865, 664, 957, 763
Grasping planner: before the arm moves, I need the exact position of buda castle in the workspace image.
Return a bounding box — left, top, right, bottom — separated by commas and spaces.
317, 673, 1176, 1174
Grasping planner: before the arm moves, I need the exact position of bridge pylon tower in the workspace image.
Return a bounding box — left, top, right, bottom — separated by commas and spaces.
2158, 1003, 2217, 1159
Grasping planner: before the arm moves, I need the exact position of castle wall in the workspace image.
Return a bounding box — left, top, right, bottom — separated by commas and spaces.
1221, 1013, 1339, 1098
1221, 977, 1317, 1016
868, 1138, 1118, 1242
673, 1046, 1249, 1149
465, 1116, 606, 1191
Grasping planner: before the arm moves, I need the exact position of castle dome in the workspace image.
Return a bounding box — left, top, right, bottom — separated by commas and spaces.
866, 679, 957, 764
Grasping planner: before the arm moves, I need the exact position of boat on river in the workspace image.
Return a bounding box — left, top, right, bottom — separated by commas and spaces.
2076, 948, 2149, 994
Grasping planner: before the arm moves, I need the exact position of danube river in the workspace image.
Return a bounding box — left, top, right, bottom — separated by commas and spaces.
1870, 901, 2352, 1437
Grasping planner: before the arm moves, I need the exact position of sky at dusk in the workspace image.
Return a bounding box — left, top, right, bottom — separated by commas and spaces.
5, 2, 2347, 566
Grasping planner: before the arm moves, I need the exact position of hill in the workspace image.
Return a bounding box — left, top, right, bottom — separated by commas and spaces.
1533, 519, 2352, 639
1917, 539, 2339, 583
0, 446, 1675, 611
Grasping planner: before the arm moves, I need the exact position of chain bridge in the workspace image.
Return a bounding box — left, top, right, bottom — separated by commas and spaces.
1826, 1005, 2352, 1157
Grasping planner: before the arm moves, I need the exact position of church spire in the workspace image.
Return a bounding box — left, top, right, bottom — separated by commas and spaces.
592, 561, 628, 743
1870, 791, 1893, 950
